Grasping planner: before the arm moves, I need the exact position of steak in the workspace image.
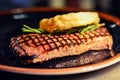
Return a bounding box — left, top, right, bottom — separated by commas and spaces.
10, 27, 113, 64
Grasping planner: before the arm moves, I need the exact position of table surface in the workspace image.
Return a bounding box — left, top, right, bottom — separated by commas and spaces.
0, 62, 120, 80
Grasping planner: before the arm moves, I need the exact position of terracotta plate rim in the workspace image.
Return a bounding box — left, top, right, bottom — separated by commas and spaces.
0, 53, 120, 75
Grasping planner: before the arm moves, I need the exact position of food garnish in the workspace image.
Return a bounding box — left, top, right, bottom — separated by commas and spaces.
22, 24, 45, 34
22, 23, 105, 35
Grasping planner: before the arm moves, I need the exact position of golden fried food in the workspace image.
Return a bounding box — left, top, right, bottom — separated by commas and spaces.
39, 12, 100, 33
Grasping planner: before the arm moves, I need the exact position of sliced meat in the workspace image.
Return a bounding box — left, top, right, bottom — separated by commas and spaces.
10, 27, 113, 64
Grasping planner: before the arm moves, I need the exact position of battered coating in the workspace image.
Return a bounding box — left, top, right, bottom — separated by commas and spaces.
40, 12, 100, 33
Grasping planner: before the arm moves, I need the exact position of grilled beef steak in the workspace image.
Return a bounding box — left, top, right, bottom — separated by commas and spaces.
10, 27, 113, 64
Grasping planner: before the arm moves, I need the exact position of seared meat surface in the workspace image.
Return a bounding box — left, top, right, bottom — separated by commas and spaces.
10, 27, 113, 64
47, 50, 114, 68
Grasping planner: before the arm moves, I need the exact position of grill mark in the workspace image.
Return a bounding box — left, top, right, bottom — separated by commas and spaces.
28, 34, 40, 47
15, 35, 33, 47
78, 35, 86, 44
85, 32, 94, 43
66, 35, 75, 46
55, 36, 65, 48
91, 31, 100, 37
11, 37, 18, 49
100, 32, 106, 36
86, 32, 97, 42
10, 38, 16, 49
93, 30, 107, 37
74, 33, 82, 44
21, 35, 31, 47
82, 34, 87, 42
95, 28, 106, 36
91, 31, 98, 37
17, 45, 26, 55
15, 31, 103, 48
69, 34, 79, 45
40, 35, 61, 51
61, 36, 71, 46
40, 34, 51, 51
85, 29, 106, 41
11, 28, 110, 56
12, 38, 27, 55
48, 36, 59, 50
85, 32, 91, 38
33, 35, 41, 46
87, 32, 95, 40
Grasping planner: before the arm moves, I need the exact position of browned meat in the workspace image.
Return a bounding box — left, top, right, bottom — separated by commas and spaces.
10, 27, 113, 64
47, 50, 114, 68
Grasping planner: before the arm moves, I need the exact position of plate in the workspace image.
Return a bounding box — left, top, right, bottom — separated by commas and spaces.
0, 8, 120, 75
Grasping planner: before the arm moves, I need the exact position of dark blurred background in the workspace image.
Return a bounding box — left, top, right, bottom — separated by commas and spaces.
0, 0, 120, 17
